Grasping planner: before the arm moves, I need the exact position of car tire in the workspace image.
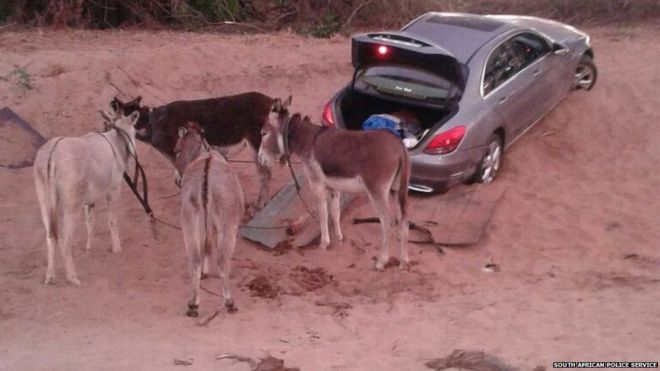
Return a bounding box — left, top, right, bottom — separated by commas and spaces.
574, 55, 598, 91
471, 134, 503, 184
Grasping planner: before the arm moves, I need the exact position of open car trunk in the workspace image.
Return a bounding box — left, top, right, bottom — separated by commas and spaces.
337, 88, 455, 148
339, 32, 465, 148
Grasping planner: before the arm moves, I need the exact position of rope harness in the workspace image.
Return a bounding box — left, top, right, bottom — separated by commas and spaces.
281, 114, 322, 222
97, 122, 181, 231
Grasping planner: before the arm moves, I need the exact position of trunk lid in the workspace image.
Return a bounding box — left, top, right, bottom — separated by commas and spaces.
351, 32, 469, 105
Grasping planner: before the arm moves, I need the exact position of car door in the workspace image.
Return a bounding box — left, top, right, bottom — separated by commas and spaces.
482, 38, 537, 140
510, 32, 559, 122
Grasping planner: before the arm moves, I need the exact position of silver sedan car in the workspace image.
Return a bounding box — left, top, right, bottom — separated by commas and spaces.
322, 12, 597, 192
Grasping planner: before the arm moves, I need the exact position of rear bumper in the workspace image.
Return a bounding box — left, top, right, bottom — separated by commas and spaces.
408, 146, 484, 192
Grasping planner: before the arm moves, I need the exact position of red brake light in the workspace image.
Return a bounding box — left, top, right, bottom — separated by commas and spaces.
377, 45, 389, 56
322, 101, 336, 127
424, 126, 466, 155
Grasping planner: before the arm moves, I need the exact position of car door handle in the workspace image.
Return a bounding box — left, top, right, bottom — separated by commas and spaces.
533, 69, 542, 76
498, 96, 508, 104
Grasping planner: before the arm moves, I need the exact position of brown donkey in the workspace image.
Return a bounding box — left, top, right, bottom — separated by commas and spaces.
174, 122, 244, 317
111, 92, 274, 209
258, 97, 411, 270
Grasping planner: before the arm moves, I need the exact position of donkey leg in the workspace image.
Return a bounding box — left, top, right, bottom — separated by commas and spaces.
329, 190, 343, 243
183, 225, 203, 317
106, 191, 122, 253
84, 203, 95, 252
217, 227, 238, 313
367, 189, 393, 271
254, 159, 271, 210
201, 253, 211, 280
36, 187, 57, 284
248, 134, 270, 210
394, 200, 410, 269
44, 229, 57, 285
59, 212, 81, 286
313, 186, 331, 250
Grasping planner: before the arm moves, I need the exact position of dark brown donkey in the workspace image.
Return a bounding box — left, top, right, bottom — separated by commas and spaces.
111, 92, 274, 209
258, 97, 411, 271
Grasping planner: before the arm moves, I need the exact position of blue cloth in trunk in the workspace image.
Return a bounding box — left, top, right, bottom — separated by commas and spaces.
362, 114, 402, 137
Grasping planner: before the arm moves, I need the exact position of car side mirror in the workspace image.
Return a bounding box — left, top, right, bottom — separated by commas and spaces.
553, 43, 569, 56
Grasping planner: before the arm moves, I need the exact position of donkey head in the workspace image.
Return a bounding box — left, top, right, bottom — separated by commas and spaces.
110, 96, 151, 138
258, 96, 293, 168
174, 122, 207, 177
99, 110, 117, 131
113, 111, 140, 156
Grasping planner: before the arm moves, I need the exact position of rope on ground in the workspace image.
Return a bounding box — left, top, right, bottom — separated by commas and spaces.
352, 217, 446, 254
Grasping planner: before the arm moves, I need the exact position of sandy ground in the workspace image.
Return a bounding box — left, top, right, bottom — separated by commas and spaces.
0, 26, 659, 371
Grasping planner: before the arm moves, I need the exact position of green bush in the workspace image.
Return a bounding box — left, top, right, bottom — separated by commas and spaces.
309, 11, 340, 38
189, 0, 245, 22
0, 2, 11, 23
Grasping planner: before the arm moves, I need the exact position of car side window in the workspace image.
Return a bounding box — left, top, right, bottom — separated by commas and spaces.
482, 32, 551, 96
483, 40, 524, 96
511, 32, 551, 69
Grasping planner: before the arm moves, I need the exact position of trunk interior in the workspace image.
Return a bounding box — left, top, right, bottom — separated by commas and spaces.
337, 89, 453, 147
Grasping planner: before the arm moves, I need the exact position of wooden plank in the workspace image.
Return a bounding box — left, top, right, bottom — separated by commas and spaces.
240, 174, 353, 248
0, 107, 46, 169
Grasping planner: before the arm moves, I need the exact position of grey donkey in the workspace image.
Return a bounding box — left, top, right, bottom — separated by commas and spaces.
34, 110, 139, 286
174, 122, 244, 317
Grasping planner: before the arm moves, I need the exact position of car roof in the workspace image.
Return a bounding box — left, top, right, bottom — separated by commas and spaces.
401, 12, 520, 63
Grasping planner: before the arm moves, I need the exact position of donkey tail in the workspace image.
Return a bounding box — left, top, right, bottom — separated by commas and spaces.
41, 139, 64, 240
397, 150, 411, 221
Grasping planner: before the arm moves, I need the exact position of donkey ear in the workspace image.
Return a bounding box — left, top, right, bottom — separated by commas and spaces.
271, 98, 282, 112
178, 127, 187, 138
110, 97, 121, 112
282, 95, 293, 109
129, 96, 142, 105
99, 110, 113, 123
128, 111, 140, 124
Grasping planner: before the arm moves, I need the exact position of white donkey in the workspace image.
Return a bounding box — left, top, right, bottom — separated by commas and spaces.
174, 122, 244, 317
34, 111, 139, 286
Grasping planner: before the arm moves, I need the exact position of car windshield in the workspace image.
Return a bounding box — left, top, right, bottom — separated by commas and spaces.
354, 65, 456, 104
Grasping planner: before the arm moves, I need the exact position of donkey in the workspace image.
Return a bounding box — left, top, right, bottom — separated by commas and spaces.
258, 97, 411, 271
33, 111, 140, 286
111, 92, 274, 209
174, 122, 244, 317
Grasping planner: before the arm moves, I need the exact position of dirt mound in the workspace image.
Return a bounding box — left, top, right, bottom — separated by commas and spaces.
289, 266, 334, 292
246, 275, 280, 299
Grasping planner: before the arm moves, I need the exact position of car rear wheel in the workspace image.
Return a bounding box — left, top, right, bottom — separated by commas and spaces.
473, 134, 503, 184
574, 55, 597, 91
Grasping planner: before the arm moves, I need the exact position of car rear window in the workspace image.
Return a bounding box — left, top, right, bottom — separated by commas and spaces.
425, 14, 504, 32
355, 65, 456, 103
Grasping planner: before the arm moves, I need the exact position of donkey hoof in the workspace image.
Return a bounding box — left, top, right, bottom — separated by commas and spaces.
67, 276, 82, 287
225, 300, 238, 314
186, 303, 199, 317
44, 275, 55, 285
374, 261, 386, 272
